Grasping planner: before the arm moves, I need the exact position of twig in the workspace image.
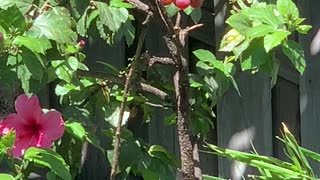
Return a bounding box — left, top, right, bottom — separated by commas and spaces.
155, 0, 175, 32
138, 83, 171, 101
142, 53, 175, 66
110, 16, 149, 179
39, 0, 51, 13
77, 71, 171, 102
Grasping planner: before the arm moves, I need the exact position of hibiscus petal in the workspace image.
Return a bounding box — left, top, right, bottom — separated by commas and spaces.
12, 135, 32, 158
40, 111, 65, 141
0, 114, 28, 136
15, 94, 42, 122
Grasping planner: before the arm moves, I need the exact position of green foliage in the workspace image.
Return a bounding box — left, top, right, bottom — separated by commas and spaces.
0, 131, 15, 156
220, 0, 311, 85
204, 123, 320, 179
0, 0, 313, 179
27, 7, 77, 44
77, 0, 135, 46
24, 147, 72, 180
0, 174, 15, 180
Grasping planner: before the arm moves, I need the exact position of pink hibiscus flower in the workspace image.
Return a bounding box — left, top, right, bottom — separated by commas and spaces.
0, 94, 65, 158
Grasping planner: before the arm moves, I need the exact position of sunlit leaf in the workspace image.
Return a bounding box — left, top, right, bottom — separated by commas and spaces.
282, 40, 306, 75
24, 147, 72, 180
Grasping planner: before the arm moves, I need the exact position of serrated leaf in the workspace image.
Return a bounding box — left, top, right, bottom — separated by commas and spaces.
264, 30, 290, 52
13, 36, 52, 54
27, 7, 77, 44
277, 0, 299, 20
282, 40, 306, 75
96, 2, 118, 32
244, 5, 283, 28
24, 147, 72, 180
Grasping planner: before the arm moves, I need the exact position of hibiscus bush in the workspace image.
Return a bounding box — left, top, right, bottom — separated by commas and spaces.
0, 0, 313, 179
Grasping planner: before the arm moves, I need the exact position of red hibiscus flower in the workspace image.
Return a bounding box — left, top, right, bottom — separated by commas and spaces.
0, 94, 65, 158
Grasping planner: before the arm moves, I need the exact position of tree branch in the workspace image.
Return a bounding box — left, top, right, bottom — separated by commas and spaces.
156, 2, 203, 178
110, 13, 150, 178
142, 53, 176, 66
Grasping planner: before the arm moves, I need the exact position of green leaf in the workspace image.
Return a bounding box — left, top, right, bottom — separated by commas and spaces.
282, 40, 306, 75
114, 20, 135, 46
264, 30, 290, 52
55, 83, 79, 96
148, 145, 179, 167
241, 39, 270, 71
189, 8, 202, 23
219, 29, 245, 52
205, 143, 304, 178
13, 36, 52, 54
76, 8, 88, 36
203, 75, 218, 96
0, 5, 27, 31
69, 0, 90, 19
193, 49, 216, 63
96, 2, 128, 32
260, 55, 280, 87
110, 0, 134, 8
24, 147, 72, 180
0, 0, 33, 14
244, 5, 283, 29
65, 120, 86, 141
105, 106, 130, 127
226, 12, 251, 34
17, 64, 32, 94
27, 7, 77, 44
0, 174, 15, 180
165, 3, 179, 17
296, 25, 312, 35
86, 10, 99, 29
20, 48, 45, 80
52, 60, 74, 83
67, 57, 79, 71
245, 24, 275, 39
0, 130, 15, 154
277, 0, 299, 20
